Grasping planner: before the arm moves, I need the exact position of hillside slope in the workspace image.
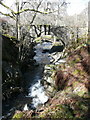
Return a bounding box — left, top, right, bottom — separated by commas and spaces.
12, 44, 90, 119
38, 45, 90, 119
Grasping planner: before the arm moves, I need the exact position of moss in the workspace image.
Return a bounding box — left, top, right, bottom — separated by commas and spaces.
69, 60, 76, 66
34, 37, 42, 43
76, 90, 87, 97
34, 35, 53, 43
75, 57, 81, 62
65, 87, 73, 93
12, 112, 24, 119
40, 104, 74, 119
73, 68, 86, 76
72, 69, 79, 75
3, 34, 16, 39
74, 101, 88, 118
72, 80, 88, 96
53, 42, 62, 46
73, 81, 80, 87
39, 100, 88, 119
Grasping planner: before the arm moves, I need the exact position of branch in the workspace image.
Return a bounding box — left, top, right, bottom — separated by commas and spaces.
30, 0, 43, 24
15, 8, 53, 15
0, 1, 15, 14
0, 11, 15, 20
20, 2, 28, 10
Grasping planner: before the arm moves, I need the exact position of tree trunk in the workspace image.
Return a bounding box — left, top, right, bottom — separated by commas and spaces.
48, 25, 50, 35
44, 25, 47, 35
88, 1, 90, 53
76, 27, 79, 43
16, 0, 20, 41
16, 0, 21, 59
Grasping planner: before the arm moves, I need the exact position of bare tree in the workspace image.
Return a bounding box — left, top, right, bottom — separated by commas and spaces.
0, 0, 46, 59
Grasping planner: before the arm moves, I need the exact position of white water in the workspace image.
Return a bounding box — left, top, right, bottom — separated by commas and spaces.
24, 42, 52, 110
29, 80, 48, 107
23, 104, 29, 111
23, 42, 66, 110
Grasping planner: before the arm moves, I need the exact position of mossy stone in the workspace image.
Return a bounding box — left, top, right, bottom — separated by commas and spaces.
12, 112, 24, 119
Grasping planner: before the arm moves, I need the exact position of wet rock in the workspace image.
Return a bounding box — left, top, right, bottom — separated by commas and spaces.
44, 65, 51, 70
49, 45, 64, 53
42, 49, 50, 53
46, 86, 54, 92
47, 77, 53, 84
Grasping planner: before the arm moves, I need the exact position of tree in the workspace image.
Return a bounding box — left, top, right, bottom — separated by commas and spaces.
88, 1, 90, 52
0, 0, 46, 59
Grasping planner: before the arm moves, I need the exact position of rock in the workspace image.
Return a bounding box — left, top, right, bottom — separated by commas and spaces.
51, 53, 62, 63
73, 83, 88, 97
34, 62, 39, 67
54, 59, 66, 65
47, 77, 53, 84
50, 59, 54, 63
42, 49, 50, 53
49, 45, 64, 53
47, 86, 54, 93
44, 65, 51, 70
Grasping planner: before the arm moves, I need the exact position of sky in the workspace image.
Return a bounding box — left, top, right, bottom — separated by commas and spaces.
0, 0, 90, 16
67, 0, 90, 15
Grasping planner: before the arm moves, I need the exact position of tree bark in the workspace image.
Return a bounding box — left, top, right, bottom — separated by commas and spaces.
48, 25, 50, 35
44, 25, 47, 35
16, 0, 21, 59
88, 1, 90, 53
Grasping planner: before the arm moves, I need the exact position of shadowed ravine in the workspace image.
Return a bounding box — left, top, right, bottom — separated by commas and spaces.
2, 42, 53, 118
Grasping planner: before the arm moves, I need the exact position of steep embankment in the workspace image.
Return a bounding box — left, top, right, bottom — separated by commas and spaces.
38, 45, 90, 119
13, 44, 90, 119
2, 35, 23, 101
2, 34, 36, 102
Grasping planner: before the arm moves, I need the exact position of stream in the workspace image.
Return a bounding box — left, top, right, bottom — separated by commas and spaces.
24, 42, 52, 109
2, 41, 53, 118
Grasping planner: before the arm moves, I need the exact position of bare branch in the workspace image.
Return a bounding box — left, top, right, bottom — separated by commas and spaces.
14, 8, 47, 14
0, 11, 16, 20
20, 2, 28, 10
0, 1, 15, 14
15, 8, 57, 15
20, 1, 35, 10
30, 0, 43, 24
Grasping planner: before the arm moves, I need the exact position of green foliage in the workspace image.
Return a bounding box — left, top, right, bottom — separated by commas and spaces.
39, 104, 74, 119
72, 69, 80, 75
12, 112, 24, 119
39, 97, 88, 119
3, 34, 16, 39
52, 104, 74, 119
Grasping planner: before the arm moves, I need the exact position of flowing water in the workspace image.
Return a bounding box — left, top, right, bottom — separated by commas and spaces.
2, 42, 53, 118
23, 42, 52, 109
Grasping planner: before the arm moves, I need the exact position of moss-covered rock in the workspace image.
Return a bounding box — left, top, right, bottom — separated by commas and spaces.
12, 111, 24, 119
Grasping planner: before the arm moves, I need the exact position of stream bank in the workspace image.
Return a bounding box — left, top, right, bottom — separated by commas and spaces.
2, 34, 36, 119
12, 44, 90, 120
2, 35, 66, 120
